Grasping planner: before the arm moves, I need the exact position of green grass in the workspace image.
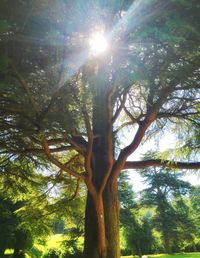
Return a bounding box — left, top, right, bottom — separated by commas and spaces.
46, 234, 67, 249
4, 249, 14, 254
5, 235, 200, 258
148, 253, 200, 258
32, 234, 67, 256
122, 253, 200, 258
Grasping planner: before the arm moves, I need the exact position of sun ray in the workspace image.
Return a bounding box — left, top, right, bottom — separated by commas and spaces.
58, 50, 89, 88
110, 0, 171, 41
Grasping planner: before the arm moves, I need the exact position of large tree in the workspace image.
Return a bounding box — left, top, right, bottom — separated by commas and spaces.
0, 1, 200, 257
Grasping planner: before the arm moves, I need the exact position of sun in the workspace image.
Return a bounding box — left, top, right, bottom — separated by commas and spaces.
89, 31, 108, 56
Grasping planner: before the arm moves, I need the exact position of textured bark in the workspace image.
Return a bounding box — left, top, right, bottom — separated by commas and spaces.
84, 179, 120, 258
103, 178, 120, 258
84, 193, 99, 258
94, 194, 107, 258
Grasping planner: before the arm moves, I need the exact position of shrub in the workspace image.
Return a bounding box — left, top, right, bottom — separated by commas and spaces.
121, 248, 132, 256
62, 250, 83, 258
13, 250, 26, 258
42, 249, 61, 258
61, 239, 83, 258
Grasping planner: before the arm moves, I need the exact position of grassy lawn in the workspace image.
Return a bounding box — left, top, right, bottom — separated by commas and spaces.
4, 249, 200, 258
5, 235, 200, 258
122, 253, 200, 258
29, 234, 67, 257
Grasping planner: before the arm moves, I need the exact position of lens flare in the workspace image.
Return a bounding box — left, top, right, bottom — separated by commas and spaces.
89, 31, 108, 56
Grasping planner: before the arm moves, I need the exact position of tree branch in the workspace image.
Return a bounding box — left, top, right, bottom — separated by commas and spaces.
124, 159, 200, 170
112, 83, 177, 179
113, 121, 134, 135
42, 138, 85, 180
112, 92, 127, 123
82, 106, 93, 182
1, 146, 73, 155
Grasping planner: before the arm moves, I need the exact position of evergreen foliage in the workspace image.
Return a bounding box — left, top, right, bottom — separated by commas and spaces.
140, 166, 196, 253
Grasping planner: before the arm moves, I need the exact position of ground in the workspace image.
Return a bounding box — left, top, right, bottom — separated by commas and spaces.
122, 253, 200, 258
4, 235, 200, 258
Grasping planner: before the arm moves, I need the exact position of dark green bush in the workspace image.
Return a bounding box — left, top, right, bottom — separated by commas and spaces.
14, 229, 33, 251
61, 238, 83, 258
120, 248, 132, 256
62, 250, 83, 258
13, 250, 26, 258
42, 249, 61, 258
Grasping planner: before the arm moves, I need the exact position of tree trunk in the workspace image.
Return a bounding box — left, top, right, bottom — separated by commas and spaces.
84, 178, 120, 258
103, 178, 120, 258
84, 192, 99, 258
84, 60, 119, 257
163, 230, 171, 254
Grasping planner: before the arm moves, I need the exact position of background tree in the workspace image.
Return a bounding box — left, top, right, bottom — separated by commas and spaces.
140, 166, 193, 253
0, 1, 200, 257
171, 197, 197, 252
121, 207, 154, 256
119, 172, 154, 256
0, 196, 18, 256
188, 186, 200, 250
119, 171, 200, 255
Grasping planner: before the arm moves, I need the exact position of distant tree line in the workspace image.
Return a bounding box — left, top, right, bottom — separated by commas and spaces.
119, 169, 200, 256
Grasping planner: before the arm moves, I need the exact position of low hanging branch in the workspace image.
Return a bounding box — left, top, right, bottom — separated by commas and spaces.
124, 159, 200, 170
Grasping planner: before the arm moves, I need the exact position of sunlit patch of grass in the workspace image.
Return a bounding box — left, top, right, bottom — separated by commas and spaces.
121, 256, 139, 258
148, 254, 169, 258
46, 234, 67, 249
122, 253, 200, 258
4, 249, 14, 254
148, 253, 200, 258
33, 233, 68, 256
